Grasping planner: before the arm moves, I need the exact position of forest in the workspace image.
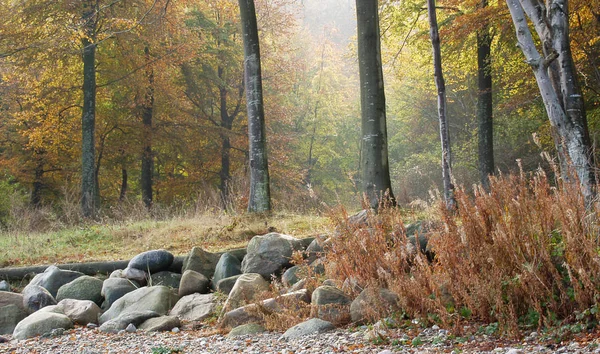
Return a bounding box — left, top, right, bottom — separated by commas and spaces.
0, 0, 598, 219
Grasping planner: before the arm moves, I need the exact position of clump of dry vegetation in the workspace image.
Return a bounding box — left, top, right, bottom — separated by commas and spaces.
326, 170, 600, 335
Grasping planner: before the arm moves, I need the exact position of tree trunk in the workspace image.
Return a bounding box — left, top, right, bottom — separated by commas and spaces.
238, 0, 271, 213
506, 0, 596, 204
356, 0, 395, 209
219, 65, 232, 205
119, 168, 128, 202
427, 0, 455, 210
31, 153, 44, 207
141, 46, 154, 209
81, 0, 97, 217
477, 0, 494, 190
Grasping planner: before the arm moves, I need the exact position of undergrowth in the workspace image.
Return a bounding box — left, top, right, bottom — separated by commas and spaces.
325, 170, 600, 336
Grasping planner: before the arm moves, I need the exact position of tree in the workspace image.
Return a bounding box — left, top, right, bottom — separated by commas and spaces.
477, 0, 494, 190
81, 0, 98, 217
506, 0, 596, 203
238, 0, 271, 212
356, 0, 395, 209
140, 45, 154, 209
427, 0, 455, 209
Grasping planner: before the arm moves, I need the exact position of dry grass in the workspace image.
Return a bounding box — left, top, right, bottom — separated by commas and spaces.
325, 170, 600, 335
0, 212, 330, 267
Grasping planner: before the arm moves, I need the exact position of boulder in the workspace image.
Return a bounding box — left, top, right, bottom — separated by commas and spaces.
311, 286, 352, 325
0, 281, 10, 292
181, 247, 220, 279
350, 287, 401, 324
281, 266, 306, 288
221, 290, 310, 328
227, 323, 266, 337
223, 273, 270, 312
305, 237, 326, 264
169, 293, 216, 322
178, 270, 210, 297
281, 318, 335, 340
99, 310, 160, 333
150, 271, 181, 289
241, 233, 304, 278
0, 292, 25, 311
139, 315, 180, 332
211, 252, 241, 290
122, 267, 148, 285
12, 311, 73, 340
215, 275, 242, 295
54, 299, 101, 325
99, 286, 178, 324
101, 278, 138, 310
128, 249, 174, 274
0, 304, 27, 335
27, 265, 84, 297
22, 285, 56, 313
56, 275, 103, 305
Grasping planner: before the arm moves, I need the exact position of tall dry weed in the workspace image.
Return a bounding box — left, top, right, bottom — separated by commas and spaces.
325, 170, 600, 335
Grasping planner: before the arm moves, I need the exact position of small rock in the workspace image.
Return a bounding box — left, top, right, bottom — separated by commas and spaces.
0, 281, 10, 292
86, 323, 98, 329
172, 327, 180, 333
281, 318, 335, 339
125, 323, 136, 332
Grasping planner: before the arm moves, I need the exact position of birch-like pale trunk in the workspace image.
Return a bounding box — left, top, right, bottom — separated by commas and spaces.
238, 0, 271, 213
427, 0, 455, 210
81, 0, 97, 217
356, 0, 395, 209
506, 0, 595, 204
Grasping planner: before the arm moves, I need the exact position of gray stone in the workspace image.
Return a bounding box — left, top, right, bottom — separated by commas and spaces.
179, 270, 209, 297
99, 310, 160, 333
350, 287, 401, 324
99, 286, 178, 324
0, 281, 10, 292
212, 253, 241, 290
223, 273, 270, 312
0, 304, 27, 335
125, 323, 136, 332
139, 315, 180, 332
12, 311, 73, 340
0, 292, 25, 311
128, 249, 174, 274
310, 258, 325, 275
22, 285, 56, 313
215, 274, 242, 295
281, 266, 306, 288
169, 293, 216, 322
281, 318, 335, 340
27, 265, 84, 298
101, 277, 138, 310
55, 299, 101, 325
305, 237, 326, 264
311, 286, 352, 325
150, 271, 181, 289
56, 275, 103, 305
241, 233, 304, 278
181, 247, 220, 279
228, 323, 266, 337
122, 267, 148, 284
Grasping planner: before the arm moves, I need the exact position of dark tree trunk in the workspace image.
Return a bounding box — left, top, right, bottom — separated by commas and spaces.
356, 0, 395, 209
427, 0, 455, 210
81, 0, 97, 217
31, 155, 44, 207
141, 46, 154, 209
119, 168, 128, 202
477, 0, 494, 190
218, 65, 233, 205
238, 0, 271, 213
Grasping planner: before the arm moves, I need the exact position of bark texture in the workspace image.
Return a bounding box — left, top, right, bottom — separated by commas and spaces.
141, 46, 154, 209
239, 0, 271, 212
81, 0, 97, 217
506, 0, 595, 204
427, 0, 455, 209
477, 0, 494, 190
356, 0, 395, 209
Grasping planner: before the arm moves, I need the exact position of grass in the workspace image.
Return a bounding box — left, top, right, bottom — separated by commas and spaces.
0, 212, 330, 267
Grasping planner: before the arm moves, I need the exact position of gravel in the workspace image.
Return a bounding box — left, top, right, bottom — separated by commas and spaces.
1, 324, 599, 353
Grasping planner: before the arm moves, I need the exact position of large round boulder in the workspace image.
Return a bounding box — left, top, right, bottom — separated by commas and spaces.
181, 247, 220, 279
22, 285, 56, 314
178, 270, 210, 297
27, 266, 84, 298
350, 287, 401, 324
169, 293, 216, 322
56, 275, 103, 305
241, 233, 304, 278
223, 273, 270, 312
211, 252, 241, 289
12, 311, 73, 340
99, 286, 178, 325
128, 249, 174, 274
310, 285, 352, 326
53, 299, 101, 325
101, 278, 138, 310
150, 271, 181, 289
0, 304, 27, 335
